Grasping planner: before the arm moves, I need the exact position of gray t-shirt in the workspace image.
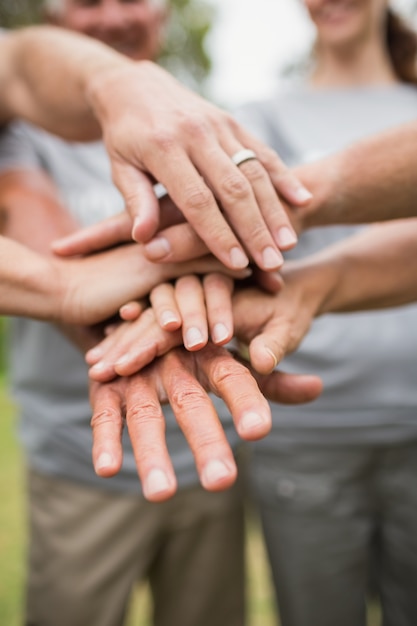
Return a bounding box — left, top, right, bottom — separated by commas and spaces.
236, 83, 417, 449
0, 122, 239, 492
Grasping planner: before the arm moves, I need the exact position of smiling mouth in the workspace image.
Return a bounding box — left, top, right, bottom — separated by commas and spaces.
317, 0, 358, 23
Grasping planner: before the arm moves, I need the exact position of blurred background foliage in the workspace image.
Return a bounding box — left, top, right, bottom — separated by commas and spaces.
0, 0, 216, 93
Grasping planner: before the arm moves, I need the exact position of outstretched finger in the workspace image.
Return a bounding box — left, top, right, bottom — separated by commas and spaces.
159, 348, 238, 492
124, 371, 177, 502
90, 380, 125, 478
52, 211, 132, 257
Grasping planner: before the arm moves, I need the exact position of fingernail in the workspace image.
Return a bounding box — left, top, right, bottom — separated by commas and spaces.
277, 226, 297, 249
86, 347, 102, 363
264, 347, 278, 370
202, 459, 232, 486
212, 323, 229, 343
96, 452, 113, 472
143, 468, 171, 498
132, 217, 143, 241
185, 327, 205, 349
292, 187, 313, 204
230, 247, 249, 269
262, 246, 283, 270
160, 310, 179, 328
240, 411, 268, 433
144, 236, 171, 259
114, 353, 131, 367
89, 361, 108, 374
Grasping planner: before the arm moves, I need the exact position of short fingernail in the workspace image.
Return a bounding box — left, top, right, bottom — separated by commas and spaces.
240, 411, 269, 433
132, 217, 143, 241
262, 246, 283, 270
86, 347, 102, 362
144, 236, 171, 259
114, 353, 131, 367
143, 468, 171, 498
230, 247, 249, 269
264, 347, 278, 369
212, 323, 229, 343
292, 187, 313, 203
202, 459, 232, 486
277, 226, 297, 249
160, 310, 179, 328
185, 327, 205, 349
89, 361, 108, 374
96, 452, 113, 472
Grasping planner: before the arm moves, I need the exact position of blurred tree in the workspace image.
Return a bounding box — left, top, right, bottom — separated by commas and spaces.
0, 0, 216, 93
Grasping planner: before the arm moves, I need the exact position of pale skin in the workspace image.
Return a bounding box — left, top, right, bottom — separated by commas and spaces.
0, 166, 319, 500
90, 342, 322, 502
0, 4, 308, 501
0, 16, 315, 319
87, 218, 417, 383
57, 117, 417, 264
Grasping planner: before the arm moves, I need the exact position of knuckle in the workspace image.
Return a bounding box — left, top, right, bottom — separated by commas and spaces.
239, 159, 266, 182
210, 359, 245, 390
220, 173, 250, 202
149, 129, 176, 153
182, 185, 214, 213
91, 408, 123, 429
248, 220, 270, 242
182, 114, 210, 139
170, 385, 208, 413
127, 400, 163, 427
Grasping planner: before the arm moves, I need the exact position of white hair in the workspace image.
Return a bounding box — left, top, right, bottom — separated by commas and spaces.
43, 0, 166, 13
43, 0, 65, 14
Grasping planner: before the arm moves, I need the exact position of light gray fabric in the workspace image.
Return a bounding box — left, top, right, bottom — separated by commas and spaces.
0, 121, 239, 493
236, 82, 417, 626
236, 83, 417, 448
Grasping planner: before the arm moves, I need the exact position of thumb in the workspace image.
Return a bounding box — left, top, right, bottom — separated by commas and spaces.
112, 159, 160, 243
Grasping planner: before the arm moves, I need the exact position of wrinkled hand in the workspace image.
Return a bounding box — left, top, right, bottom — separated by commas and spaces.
232, 261, 324, 374
90, 343, 321, 502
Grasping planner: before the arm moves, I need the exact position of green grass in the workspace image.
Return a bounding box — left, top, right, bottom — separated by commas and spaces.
0, 378, 380, 625
0, 376, 25, 626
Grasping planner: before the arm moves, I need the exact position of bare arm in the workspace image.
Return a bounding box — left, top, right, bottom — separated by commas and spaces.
0, 26, 127, 138
0, 26, 311, 271
294, 120, 417, 230
233, 218, 417, 375
0, 169, 247, 325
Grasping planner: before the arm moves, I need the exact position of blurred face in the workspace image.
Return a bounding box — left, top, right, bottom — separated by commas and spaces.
303, 0, 388, 49
51, 0, 166, 61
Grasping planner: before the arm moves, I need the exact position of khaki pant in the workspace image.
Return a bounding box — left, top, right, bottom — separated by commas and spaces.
26, 469, 245, 626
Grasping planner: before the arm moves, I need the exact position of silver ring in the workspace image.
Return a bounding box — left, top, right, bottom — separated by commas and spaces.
231, 149, 257, 167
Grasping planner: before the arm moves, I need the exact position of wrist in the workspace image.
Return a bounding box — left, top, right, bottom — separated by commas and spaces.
293, 154, 343, 230
86, 59, 152, 128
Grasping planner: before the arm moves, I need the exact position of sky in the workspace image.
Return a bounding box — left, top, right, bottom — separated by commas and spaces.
205, 0, 417, 108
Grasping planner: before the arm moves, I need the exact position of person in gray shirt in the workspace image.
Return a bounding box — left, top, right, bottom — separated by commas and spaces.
232, 3, 417, 626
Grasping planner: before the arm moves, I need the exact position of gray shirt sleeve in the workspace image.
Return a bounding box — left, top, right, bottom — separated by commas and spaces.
0, 121, 43, 173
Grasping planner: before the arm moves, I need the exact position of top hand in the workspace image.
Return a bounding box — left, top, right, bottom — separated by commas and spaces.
86, 63, 313, 270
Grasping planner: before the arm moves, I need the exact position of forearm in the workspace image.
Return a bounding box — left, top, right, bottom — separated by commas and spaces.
314, 219, 417, 312
0, 26, 130, 139
0, 235, 63, 319
295, 120, 417, 228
